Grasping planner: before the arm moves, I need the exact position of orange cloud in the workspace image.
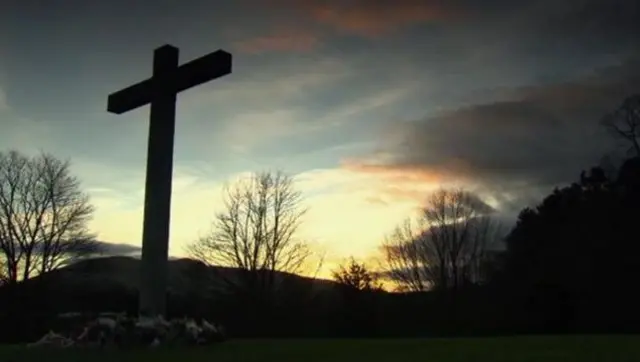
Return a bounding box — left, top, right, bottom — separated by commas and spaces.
304, 0, 453, 37
236, 0, 457, 53
234, 31, 321, 53
342, 160, 445, 183
340, 159, 460, 205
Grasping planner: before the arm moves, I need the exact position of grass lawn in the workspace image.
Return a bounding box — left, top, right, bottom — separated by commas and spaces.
0, 335, 638, 362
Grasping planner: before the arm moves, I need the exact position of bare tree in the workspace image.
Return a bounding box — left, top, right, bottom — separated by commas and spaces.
0, 150, 99, 284
380, 219, 430, 292
186, 171, 312, 298
601, 94, 640, 157
332, 257, 382, 292
380, 188, 500, 292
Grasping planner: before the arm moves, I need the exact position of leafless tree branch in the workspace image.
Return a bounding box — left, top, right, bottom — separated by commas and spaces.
601, 94, 640, 157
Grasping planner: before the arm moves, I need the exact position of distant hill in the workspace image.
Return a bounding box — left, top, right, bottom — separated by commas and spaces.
8, 256, 342, 307
0, 256, 352, 341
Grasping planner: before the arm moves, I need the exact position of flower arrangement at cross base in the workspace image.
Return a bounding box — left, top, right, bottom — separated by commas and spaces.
27, 313, 227, 349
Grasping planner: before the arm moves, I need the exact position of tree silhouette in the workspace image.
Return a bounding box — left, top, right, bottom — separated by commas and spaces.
331, 257, 382, 336
500, 163, 640, 332
381, 188, 500, 292
0, 150, 98, 284
601, 94, 640, 157
332, 257, 381, 292
185, 170, 317, 330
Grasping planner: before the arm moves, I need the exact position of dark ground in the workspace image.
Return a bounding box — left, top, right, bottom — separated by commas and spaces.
1, 335, 638, 362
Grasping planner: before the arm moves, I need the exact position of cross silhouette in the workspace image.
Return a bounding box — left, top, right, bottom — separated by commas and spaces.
107, 44, 232, 317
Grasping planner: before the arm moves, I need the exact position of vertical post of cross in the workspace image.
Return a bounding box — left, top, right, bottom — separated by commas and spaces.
139, 45, 179, 318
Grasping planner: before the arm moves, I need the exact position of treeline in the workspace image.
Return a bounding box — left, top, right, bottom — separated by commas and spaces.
1, 95, 640, 342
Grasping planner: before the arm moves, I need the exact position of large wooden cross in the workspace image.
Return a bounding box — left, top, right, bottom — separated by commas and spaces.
107, 45, 232, 317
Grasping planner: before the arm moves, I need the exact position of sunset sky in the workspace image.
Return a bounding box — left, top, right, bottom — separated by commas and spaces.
0, 0, 638, 276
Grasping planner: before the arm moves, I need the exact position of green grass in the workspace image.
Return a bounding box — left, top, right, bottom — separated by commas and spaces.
0, 335, 638, 362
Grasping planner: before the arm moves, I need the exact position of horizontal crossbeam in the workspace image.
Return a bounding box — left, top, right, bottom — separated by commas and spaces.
107, 48, 232, 114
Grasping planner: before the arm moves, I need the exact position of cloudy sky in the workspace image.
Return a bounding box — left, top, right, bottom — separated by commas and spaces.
1, 0, 638, 275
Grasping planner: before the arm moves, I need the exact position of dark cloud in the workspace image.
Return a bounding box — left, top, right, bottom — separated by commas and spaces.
437, 0, 640, 73
27, 240, 140, 257
347, 58, 640, 212
455, 0, 639, 37
96, 241, 141, 257
526, 0, 640, 46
